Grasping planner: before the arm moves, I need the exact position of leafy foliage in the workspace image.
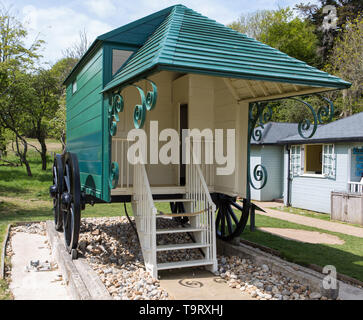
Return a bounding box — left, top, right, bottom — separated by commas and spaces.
229, 8, 319, 66
325, 16, 363, 116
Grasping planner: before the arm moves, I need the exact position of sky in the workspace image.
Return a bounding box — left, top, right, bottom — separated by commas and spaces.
4, 0, 319, 66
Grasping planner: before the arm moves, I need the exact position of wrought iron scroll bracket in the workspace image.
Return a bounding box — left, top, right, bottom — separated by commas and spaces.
108, 79, 158, 136
248, 95, 334, 191
248, 102, 269, 190
108, 79, 157, 189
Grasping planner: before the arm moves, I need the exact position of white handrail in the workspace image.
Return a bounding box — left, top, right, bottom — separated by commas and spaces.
348, 181, 363, 193
133, 162, 157, 278
186, 152, 217, 271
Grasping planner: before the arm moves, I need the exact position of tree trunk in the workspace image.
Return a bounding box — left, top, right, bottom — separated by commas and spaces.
39, 137, 47, 170
16, 136, 32, 177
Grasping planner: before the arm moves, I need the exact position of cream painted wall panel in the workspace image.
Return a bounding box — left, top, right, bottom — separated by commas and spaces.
189, 74, 214, 130
112, 71, 179, 186
213, 78, 248, 197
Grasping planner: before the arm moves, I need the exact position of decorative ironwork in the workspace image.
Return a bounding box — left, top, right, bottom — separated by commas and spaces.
109, 161, 119, 189
108, 94, 124, 136
247, 95, 334, 191
108, 79, 157, 190
248, 102, 269, 190
288, 95, 334, 139
250, 164, 268, 190
250, 102, 273, 142
108, 79, 158, 135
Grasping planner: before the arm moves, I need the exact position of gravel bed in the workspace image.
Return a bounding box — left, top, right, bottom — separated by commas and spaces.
217, 255, 331, 300
78, 217, 170, 300
3, 219, 344, 300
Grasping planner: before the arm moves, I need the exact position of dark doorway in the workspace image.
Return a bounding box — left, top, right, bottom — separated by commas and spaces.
179, 104, 188, 186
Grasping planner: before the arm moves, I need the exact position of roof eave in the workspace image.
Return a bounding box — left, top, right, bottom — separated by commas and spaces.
103, 62, 351, 93
63, 40, 102, 85
278, 137, 363, 145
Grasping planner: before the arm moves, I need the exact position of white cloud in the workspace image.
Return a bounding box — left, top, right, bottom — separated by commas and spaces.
86, 0, 117, 18
17, 0, 320, 66
22, 5, 113, 65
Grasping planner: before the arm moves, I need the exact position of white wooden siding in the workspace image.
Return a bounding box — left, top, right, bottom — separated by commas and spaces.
287, 143, 350, 213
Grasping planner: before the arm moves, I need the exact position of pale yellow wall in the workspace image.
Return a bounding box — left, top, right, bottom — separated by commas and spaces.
112, 71, 249, 197
112, 71, 180, 186
213, 78, 248, 197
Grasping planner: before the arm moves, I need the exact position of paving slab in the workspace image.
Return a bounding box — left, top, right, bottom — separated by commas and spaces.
159, 268, 254, 300
9, 232, 71, 300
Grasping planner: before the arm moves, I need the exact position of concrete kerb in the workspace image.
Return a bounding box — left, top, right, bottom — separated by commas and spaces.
46, 220, 111, 300
0, 224, 11, 279
217, 239, 363, 300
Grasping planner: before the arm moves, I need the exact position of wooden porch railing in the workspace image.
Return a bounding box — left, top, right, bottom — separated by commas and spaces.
348, 181, 363, 193
132, 162, 157, 278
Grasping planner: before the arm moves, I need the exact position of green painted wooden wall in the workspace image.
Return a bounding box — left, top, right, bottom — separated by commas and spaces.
66, 46, 105, 200
65, 42, 137, 202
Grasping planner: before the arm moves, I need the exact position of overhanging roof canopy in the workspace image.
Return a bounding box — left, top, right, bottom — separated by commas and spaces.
103, 5, 351, 93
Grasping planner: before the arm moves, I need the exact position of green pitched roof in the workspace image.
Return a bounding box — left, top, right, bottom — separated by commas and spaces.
103, 5, 350, 92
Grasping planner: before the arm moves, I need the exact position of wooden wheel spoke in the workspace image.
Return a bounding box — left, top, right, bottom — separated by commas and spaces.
65, 164, 71, 193
227, 205, 239, 225
225, 206, 234, 235
220, 207, 225, 237
230, 201, 243, 212
216, 208, 222, 231
212, 194, 250, 241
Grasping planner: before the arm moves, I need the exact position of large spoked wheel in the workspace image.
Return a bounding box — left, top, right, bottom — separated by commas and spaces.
61, 152, 81, 254
52, 154, 64, 231
212, 193, 250, 241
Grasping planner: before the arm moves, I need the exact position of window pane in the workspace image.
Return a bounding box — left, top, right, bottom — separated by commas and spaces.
112, 50, 133, 75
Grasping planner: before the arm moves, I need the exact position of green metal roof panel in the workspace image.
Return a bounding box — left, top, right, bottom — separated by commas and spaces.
103, 5, 351, 92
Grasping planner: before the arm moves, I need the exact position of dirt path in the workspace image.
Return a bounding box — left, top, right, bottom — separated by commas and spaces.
254, 201, 363, 238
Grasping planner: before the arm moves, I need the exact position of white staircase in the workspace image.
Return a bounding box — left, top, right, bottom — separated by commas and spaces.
131, 161, 217, 279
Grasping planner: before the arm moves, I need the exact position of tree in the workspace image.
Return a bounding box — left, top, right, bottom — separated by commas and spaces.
47, 57, 78, 149
0, 5, 43, 176
24, 69, 60, 170
325, 16, 363, 117
62, 28, 90, 60
228, 10, 272, 41
296, 0, 363, 66
229, 8, 319, 66
0, 71, 36, 176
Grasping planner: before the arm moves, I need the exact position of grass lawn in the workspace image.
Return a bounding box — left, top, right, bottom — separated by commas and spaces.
241, 213, 363, 282
269, 205, 363, 228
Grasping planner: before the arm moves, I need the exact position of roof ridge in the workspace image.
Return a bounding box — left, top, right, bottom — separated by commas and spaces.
153, 5, 184, 65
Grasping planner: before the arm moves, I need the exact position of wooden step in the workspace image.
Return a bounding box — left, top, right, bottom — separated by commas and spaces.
154, 198, 193, 203
156, 227, 204, 234
156, 242, 210, 252
157, 259, 214, 270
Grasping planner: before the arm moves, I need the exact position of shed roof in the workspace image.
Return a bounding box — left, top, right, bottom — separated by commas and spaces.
279, 112, 363, 144
251, 122, 298, 145
102, 4, 351, 92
